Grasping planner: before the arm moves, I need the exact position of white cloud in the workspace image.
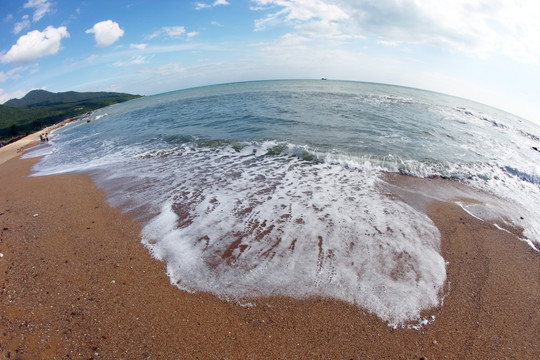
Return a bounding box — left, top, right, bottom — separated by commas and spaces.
196, 0, 230, 10
24, 0, 53, 22
130, 43, 148, 50
86, 20, 125, 48
86, 54, 99, 64
195, 3, 211, 10
147, 26, 188, 39
187, 31, 199, 38
0, 88, 27, 104
13, 15, 31, 34
260, 33, 310, 51
254, 0, 348, 32
0, 66, 30, 83
251, 0, 540, 62
114, 55, 148, 67
163, 26, 186, 37
9, 0, 53, 34
147, 30, 161, 40
140, 62, 185, 76
1, 26, 69, 64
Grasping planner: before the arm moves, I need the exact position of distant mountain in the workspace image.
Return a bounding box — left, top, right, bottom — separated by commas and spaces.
0, 89, 141, 143
4, 89, 138, 108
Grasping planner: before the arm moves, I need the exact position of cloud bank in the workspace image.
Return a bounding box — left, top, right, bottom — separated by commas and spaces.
1, 26, 69, 64
252, 0, 540, 62
86, 20, 125, 48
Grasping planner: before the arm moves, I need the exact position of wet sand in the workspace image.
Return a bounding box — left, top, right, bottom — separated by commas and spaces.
0, 148, 539, 359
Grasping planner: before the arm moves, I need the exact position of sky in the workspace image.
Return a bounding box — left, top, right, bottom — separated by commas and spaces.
1, 0, 540, 124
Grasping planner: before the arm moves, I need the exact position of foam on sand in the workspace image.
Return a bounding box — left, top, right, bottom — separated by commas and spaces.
138, 148, 446, 325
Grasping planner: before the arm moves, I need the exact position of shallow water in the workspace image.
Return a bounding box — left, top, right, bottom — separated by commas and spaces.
25, 80, 540, 324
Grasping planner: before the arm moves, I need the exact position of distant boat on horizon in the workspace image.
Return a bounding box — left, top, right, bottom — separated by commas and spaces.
321, 78, 327, 80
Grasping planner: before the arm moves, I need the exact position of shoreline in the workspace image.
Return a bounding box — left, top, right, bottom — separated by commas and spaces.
0, 123, 68, 167
0, 154, 538, 358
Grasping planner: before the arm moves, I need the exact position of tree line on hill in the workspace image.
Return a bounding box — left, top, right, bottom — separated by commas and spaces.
0, 89, 141, 145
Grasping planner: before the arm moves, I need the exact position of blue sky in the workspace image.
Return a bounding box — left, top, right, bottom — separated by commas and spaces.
1, 0, 540, 124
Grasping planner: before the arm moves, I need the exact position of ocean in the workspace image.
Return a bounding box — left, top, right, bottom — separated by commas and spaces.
24, 80, 540, 326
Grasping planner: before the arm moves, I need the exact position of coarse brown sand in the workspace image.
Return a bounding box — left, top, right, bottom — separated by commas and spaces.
0, 143, 539, 359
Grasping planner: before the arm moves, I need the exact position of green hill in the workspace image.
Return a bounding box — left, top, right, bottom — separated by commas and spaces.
0, 90, 141, 143
4, 89, 137, 107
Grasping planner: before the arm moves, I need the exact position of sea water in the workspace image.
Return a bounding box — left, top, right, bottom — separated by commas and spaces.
24, 80, 540, 325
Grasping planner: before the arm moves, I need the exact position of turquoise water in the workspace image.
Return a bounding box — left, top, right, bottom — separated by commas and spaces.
26, 80, 540, 325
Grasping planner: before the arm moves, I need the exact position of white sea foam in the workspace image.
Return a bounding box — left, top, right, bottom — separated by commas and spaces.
95, 113, 108, 121
129, 147, 448, 325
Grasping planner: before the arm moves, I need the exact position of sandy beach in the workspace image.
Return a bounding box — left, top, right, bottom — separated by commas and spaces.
0, 125, 62, 167
0, 138, 539, 359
